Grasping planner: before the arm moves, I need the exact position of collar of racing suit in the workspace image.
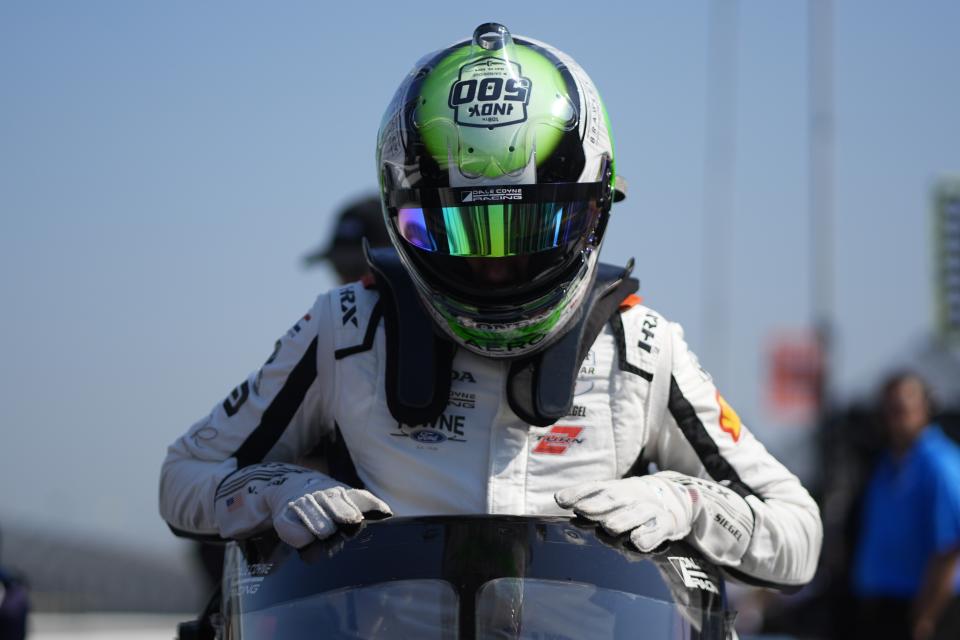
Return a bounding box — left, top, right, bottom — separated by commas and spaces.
364, 244, 639, 427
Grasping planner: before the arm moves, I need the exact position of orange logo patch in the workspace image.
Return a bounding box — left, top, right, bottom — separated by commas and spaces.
716, 391, 741, 443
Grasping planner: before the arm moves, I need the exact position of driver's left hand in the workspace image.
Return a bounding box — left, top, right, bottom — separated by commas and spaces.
555, 474, 694, 552
556, 471, 754, 565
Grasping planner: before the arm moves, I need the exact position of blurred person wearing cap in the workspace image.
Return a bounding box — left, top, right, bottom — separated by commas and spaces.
160, 22, 821, 594
852, 372, 960, 640
303, 194, 391, 284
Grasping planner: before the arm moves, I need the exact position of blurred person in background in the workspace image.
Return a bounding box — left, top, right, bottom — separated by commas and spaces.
302, 193, 391, 284
160, 22, 822, 596
0, 531, 28, 640
852, 372, 960, 640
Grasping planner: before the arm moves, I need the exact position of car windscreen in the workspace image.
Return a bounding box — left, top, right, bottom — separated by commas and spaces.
228, 577, 723, 639
230, 579, 458, 639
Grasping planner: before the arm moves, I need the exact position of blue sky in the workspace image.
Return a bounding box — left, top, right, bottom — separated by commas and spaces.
1, 1, 958, 550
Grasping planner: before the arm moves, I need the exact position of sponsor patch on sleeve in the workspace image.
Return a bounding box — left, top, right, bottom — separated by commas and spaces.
716, 391, 742, 443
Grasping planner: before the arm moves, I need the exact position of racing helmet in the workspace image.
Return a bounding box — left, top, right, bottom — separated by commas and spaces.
377, 23, 618, 358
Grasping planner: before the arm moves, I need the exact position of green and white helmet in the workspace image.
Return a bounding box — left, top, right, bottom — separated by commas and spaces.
377, 23, 618, 358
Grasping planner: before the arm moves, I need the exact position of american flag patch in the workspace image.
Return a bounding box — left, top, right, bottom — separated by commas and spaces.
226, 493, 244, 512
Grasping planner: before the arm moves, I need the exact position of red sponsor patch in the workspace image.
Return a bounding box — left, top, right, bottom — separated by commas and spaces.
533, 426, 584, 455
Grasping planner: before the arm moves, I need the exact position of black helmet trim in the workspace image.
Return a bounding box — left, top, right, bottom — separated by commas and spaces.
387, 180, 606, 209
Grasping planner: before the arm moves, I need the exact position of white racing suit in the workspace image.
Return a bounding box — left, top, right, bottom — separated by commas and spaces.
160, 280, 822, 588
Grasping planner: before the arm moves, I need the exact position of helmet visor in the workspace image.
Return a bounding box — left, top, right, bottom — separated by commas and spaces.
387, 182, 605, 258
396, 200, 597, 257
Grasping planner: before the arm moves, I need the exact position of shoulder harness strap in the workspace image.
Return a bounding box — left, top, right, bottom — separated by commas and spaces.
365, 244, 455, 425
507, 260, 639, 426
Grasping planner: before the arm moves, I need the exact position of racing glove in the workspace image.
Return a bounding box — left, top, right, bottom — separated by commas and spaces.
555, 470, 754, 566
214, 463, 392, 548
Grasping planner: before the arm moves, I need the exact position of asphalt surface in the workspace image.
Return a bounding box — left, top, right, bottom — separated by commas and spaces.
29, 613, 186, 639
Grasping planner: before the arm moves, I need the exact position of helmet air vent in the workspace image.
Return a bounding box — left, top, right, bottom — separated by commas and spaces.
473, 23, 512, 51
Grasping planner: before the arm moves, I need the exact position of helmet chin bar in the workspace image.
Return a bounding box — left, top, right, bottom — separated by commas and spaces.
424, 251, 600, 360
405, 242, 591, 307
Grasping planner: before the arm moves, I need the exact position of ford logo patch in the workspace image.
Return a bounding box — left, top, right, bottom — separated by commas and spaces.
412, 430, 447, 444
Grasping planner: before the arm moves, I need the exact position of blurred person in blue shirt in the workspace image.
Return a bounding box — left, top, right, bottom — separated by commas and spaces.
852, 371, 960, 640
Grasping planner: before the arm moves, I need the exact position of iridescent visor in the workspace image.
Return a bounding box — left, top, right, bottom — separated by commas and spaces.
395, 200, 599, 257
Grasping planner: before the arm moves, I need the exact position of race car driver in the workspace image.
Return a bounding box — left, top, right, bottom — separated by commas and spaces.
160, 23, 822, 589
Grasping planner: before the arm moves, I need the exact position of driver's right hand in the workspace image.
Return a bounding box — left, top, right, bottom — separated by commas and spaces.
213, 464, 392, 548
277, 485, 392, 548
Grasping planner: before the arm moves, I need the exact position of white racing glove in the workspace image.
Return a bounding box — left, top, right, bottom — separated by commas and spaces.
214, 463, 392, 548
279, 486, 392, 548
555, 471, 754, 566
